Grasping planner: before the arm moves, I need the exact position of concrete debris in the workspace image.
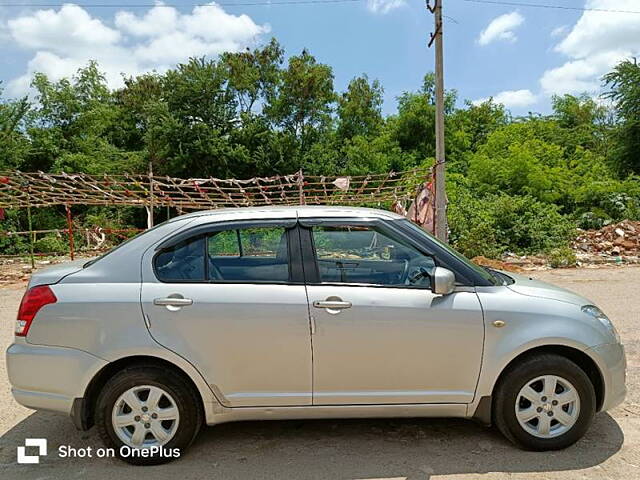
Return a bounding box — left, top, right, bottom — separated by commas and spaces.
573, 220, 640, 257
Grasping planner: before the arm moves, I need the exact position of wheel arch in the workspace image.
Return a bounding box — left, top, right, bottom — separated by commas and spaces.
472, 344, 605, 426
494, 345, 605, 411
78, 355, 208, 430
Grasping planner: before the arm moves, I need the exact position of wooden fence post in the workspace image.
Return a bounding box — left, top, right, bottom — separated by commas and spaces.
65, 205, 75, 261
26, 190, 35, 269
298, 169, 305, 205
147, 162, 154, 229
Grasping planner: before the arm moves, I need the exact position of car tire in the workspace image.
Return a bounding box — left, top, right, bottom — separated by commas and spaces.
493, 353, 596, 451
95, 365, 203, 465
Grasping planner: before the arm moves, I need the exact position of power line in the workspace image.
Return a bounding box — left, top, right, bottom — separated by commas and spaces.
0, 0, 362, 7
2, 0, 640, 13
461, 0, 640, 15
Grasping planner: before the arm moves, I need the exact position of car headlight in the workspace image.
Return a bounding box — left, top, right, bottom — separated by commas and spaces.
582, 305, 620, 343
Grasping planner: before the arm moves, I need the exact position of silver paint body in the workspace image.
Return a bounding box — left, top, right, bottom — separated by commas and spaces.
6, 206, 626, 426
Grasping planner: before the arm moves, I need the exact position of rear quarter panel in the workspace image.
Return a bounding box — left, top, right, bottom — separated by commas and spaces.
23, 217, 222, 420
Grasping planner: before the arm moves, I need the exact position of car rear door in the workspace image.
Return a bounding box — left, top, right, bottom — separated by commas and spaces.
140, 219, 313, 407
300, 217, 484, 405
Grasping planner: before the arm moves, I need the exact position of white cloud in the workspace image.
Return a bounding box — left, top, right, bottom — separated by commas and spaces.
478, 11, 524, 46
474, 89, 537, 108
550, 25, 567, 38
540, 0, 640, 96
367, 0, 406, 14
4, 3, 269, 96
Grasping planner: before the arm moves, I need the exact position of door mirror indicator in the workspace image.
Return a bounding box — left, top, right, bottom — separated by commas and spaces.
432, 267, 455, 295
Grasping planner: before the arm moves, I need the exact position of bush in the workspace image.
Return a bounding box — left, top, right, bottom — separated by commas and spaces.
488, 194, 576, 254
34, 234, 68, 254
547, 247, 577, 268
447, 175, 576, 257
573, 177, 640, 227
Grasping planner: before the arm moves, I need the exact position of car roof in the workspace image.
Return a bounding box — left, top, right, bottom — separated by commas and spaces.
174, 205, 404, 222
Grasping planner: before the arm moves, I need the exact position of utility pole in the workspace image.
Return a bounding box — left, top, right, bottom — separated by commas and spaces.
427, 0, 448, 242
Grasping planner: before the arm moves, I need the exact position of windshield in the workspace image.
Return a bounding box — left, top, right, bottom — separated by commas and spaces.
397, 219, 499, 285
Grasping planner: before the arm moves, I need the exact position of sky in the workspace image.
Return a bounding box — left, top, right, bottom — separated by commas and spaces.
1, 0, 640, 116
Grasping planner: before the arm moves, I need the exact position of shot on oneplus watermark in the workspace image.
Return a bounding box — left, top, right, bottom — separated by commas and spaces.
17, 438, 180, 464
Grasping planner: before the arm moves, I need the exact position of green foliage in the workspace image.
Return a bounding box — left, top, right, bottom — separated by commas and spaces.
447, 174, 576, 258
547, 247, 577, 268
34, 234, 68, 254
2, 49, 640, 259
220, 38, 284, 114
337, 75, 383, 140
266, 48, 336, 155
603, 59, 640, 174
0, 83, 31, 171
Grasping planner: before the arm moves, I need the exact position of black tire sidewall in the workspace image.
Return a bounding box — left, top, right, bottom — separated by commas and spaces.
95, 366, 202, 465
495, 355, 596, 451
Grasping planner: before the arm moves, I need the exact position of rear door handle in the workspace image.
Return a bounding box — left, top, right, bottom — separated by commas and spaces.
313, 300, 352, 310
154, 297, 193, 307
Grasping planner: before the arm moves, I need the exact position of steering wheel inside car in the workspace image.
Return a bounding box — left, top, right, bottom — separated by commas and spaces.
405, 260, 436, 286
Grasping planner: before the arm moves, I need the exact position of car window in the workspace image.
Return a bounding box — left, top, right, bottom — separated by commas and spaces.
208, 230, 240, 257
239, 227, 283, 257
311, 225, 435, 287
155, 236, 205, 282
207, 226, 290, 282
396, 219, 498, 286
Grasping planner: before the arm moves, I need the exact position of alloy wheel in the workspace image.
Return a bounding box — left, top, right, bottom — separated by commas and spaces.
515, 375, 581, 439
111, 385, 180, 448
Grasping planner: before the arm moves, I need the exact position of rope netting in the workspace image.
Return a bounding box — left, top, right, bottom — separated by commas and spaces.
0, 168, 436, 264
0, 169, 431, 210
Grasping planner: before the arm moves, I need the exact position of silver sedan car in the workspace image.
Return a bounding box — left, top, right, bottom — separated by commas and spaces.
7, 206, 626, 465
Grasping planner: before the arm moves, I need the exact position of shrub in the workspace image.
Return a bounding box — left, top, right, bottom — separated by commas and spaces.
547, 247, 577, 268
447, 175, 576, 257
34, 234, 68, 254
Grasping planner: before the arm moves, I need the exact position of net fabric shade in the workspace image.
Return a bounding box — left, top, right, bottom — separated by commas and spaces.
0, 169, 431, 210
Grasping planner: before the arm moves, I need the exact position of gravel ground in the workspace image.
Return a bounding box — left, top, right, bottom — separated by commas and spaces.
0, 266, 639, 479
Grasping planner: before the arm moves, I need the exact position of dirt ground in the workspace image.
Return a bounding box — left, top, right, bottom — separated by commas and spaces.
0, 267, 638, 479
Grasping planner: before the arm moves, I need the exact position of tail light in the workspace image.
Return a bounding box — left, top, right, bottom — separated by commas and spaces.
16, 285, 57, 337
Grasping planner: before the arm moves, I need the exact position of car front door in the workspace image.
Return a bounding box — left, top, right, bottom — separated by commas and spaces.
301, 218, 484, 405
141, 220, 312, 407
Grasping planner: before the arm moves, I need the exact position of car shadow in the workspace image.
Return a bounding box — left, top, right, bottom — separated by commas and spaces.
0, 410, 624, 479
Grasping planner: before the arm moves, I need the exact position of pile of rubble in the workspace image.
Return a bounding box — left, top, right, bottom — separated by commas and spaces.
573, 220, 640, 259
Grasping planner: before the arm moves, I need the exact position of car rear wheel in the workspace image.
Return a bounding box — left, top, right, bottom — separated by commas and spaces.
493, 353, 596, 450
95, 365, 202, 465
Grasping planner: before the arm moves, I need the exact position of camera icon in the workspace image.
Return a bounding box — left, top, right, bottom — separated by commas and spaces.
17, 438, 47, 464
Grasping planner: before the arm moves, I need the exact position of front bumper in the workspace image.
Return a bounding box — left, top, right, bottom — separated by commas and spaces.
586, 342, 627, 412
6, 339, 107, 415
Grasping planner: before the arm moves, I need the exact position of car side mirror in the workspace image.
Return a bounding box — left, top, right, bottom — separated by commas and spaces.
432, 267, 455, 295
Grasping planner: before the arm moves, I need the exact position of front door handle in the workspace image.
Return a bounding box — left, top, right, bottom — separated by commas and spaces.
154, 297, 193, 307
313, 298, 352, 316
313, 300, 352, 310
154, 295, 193, 312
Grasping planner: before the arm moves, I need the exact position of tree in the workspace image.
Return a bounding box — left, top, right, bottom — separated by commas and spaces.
265, 49, 336, 157
603, 59, 640, 174
221, 38, 284, 115
336, 75, 383, 140
28, 62, 140, 174
0, 83, 31, 170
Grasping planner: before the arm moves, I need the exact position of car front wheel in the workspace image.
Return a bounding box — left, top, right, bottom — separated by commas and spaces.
95, 365, 203, 465
493, 353, 596, 450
